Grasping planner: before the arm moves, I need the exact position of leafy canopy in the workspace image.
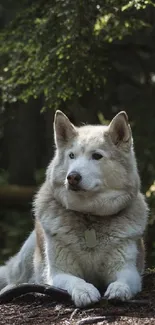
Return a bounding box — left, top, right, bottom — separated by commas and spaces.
0, 0, 154, 109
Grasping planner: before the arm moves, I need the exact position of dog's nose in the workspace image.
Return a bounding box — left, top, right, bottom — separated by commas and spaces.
67, 172, 82, 185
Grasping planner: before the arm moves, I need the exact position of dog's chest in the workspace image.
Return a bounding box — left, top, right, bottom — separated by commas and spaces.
57, 215, 120, 285
57, 214, 117, 253
48, 213, 129, 286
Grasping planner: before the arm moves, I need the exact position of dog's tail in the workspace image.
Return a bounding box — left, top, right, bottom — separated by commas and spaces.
0, 266, 7, 290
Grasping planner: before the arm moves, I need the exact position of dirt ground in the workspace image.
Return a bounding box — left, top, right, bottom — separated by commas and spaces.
0, 272, 155, 325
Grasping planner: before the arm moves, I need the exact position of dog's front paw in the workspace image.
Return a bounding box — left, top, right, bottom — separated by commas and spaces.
104, 281, 132, 301
72, 283, 101, 307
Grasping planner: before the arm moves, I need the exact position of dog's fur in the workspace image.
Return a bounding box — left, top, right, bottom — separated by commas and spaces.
0, 111, 148, 307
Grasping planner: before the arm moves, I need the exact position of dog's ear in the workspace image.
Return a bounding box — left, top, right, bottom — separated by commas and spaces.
108, 111, 131, 146
54, 110, 77, 146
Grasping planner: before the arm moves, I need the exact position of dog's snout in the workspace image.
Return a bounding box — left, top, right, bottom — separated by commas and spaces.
67, 172, 82, 185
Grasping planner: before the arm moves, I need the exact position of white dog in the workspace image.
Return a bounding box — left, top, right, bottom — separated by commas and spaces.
0, 110, 148, 307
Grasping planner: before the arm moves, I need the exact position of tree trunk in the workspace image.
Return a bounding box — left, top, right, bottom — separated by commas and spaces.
4, 98, 42, 186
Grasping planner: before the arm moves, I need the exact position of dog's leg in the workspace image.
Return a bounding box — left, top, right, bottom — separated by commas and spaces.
51, 273, 101, 307
43, 229, 101, 307
104, 240, 143, 301
104, 265, 141, 300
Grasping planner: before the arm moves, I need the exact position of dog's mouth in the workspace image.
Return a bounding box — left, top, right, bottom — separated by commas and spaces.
66, 183, 102, 193
68, 184, 85, 192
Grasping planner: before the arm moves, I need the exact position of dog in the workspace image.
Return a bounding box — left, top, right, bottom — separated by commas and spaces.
0, 110, 148, 307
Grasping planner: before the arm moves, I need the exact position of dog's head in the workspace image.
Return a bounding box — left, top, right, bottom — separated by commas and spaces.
47, 111, 140, 216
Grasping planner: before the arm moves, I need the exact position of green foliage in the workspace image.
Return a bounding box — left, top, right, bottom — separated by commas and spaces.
0, 0, 154, 109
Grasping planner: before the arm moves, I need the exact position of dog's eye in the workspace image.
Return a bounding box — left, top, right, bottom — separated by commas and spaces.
92, 153, 103, 160
69, 152, 75, 159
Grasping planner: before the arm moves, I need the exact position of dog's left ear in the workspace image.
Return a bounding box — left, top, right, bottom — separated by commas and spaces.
108, 111, 131, 146
54, 110, 77, 147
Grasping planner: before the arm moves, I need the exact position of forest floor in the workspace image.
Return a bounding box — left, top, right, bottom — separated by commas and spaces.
0, 271, 155, 325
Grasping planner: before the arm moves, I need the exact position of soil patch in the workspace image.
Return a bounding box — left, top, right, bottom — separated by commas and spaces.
0, 272, 154, 325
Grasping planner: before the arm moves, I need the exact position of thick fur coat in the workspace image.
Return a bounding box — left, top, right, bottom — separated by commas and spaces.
0, 111, 148, 307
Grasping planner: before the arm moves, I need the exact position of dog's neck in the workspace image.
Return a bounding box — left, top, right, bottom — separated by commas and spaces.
75, 208, 124, 220
53, 184, 136, 217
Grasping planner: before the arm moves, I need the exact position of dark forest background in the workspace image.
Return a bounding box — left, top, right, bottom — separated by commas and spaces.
0, 0, 155, 267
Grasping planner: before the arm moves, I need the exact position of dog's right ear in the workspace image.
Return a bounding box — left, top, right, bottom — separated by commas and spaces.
54, 110, 77, 147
